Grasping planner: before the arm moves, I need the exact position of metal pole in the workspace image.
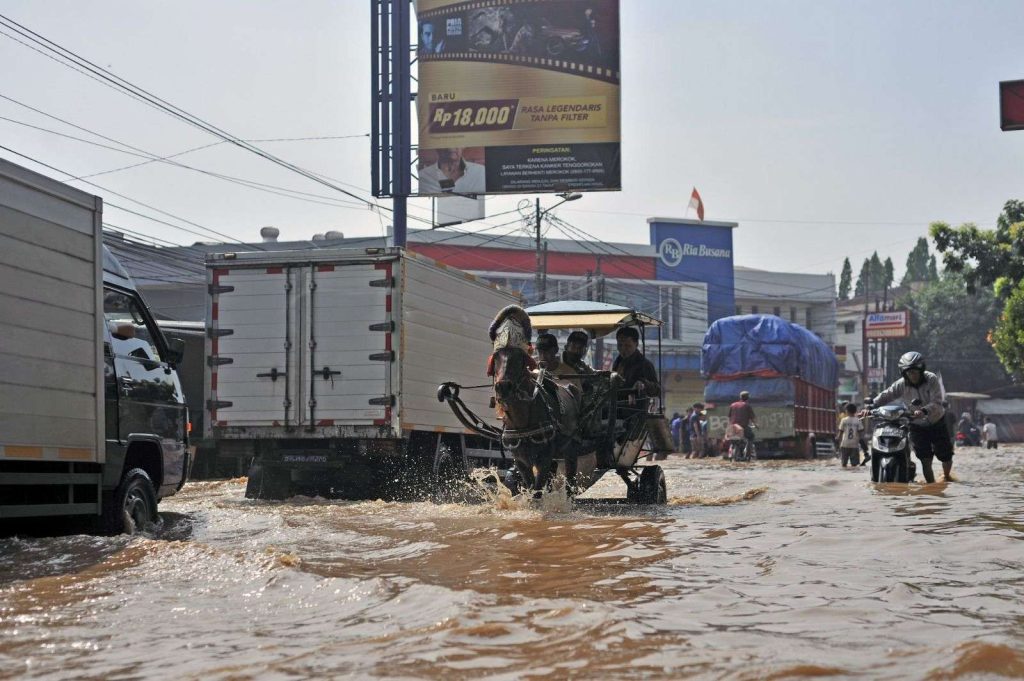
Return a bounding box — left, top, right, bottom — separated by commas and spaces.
391, 0, 411, 247
370, 0, 379, 196
534, 197, 542, 304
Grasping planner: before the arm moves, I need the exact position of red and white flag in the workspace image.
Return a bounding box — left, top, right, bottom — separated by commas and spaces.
688, 187, 705, 221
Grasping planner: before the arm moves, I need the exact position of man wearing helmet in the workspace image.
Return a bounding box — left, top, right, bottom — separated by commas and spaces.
868, 351, 953, 483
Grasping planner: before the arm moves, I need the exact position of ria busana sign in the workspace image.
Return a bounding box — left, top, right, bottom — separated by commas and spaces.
865, 310, 911, 339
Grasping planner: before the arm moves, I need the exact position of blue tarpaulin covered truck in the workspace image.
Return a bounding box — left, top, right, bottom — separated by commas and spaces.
702, 315, 839, 458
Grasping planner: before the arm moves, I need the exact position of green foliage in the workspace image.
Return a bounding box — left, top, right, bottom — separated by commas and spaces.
990, 279, 1024, 379
930, 200, 1024, 377
839, 257, 852, 300
892, 274, 1008, 391
883, 257, 894, 291
854, 251, 892, 298
902, 237, 933, 285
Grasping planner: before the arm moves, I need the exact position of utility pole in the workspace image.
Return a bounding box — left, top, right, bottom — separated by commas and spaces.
861, 263, 871, 400
534, 198, 542, 304
594, 255, 605, 370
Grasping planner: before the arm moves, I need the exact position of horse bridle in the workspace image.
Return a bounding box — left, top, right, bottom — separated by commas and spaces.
495, 364, 561, 450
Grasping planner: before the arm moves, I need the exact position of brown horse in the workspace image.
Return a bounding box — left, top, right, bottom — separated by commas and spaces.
491, 346, 580, 496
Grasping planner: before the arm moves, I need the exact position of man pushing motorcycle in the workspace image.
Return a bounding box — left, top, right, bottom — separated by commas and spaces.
863, 351, 954, 483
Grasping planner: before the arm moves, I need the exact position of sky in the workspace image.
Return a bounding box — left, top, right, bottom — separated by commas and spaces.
1, 0, 1022, 280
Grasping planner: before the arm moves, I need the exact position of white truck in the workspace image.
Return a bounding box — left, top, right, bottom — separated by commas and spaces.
0, 159, 189, 531
204, 247, 517, 499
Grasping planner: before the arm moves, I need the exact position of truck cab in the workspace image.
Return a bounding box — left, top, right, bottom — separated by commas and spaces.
101, 249, 190, 507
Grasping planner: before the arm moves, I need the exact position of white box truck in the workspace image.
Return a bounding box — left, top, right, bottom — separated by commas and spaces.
0, 159, 189, 532
204, 247, 517, 499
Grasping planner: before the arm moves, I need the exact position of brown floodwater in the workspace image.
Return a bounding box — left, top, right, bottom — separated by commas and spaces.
2, 446, 1024, 680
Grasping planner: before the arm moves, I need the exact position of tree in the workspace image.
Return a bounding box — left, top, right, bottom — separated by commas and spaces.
854, 257, 871, 298
902, 237, 932, 285
869, 251, 886, 292
891, 273, 1008, 392
883, 257, 895, 293
838, 257, 853, 300
927, 254, 939, 281
931, 200, 1024, 377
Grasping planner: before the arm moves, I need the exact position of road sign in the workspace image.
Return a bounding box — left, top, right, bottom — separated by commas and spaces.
865, 310, 910, 339
867, 367, 884, 381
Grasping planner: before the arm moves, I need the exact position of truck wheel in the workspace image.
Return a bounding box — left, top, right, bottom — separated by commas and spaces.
100, 468, 157, 535
245, 462, 291, 500
636, 465, 667, 505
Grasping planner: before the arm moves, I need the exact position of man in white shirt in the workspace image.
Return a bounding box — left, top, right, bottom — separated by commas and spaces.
418, 148, 486, 195
982, 416, 998, 449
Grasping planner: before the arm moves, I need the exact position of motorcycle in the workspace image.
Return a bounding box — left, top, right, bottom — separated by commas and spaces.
726, 423, 757, 462
867, 400, 919, 483
955, 424, 981, 447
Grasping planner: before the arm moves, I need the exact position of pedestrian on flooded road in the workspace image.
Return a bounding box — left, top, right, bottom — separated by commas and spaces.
982, 416, 999, 449
688, 403, 705, 458
670, 412, 682, 453
837, 402, 863, 468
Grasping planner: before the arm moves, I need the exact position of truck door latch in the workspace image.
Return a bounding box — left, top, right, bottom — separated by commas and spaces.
257, 367, 286, 382
320, 366, 341, 387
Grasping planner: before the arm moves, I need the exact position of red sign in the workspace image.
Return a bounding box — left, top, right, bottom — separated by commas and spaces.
1000, 80, 1024, 131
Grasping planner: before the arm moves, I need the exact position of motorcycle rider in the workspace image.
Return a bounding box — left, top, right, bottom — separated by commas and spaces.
866, 351, 953, 483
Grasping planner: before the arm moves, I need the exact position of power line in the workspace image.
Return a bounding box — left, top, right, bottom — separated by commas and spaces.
0, 15, 389, 214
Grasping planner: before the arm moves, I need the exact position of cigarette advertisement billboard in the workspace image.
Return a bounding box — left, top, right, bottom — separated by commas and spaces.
415, 0, 620, 196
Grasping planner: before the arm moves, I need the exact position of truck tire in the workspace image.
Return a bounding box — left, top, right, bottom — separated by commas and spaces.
100, 468, 157, 535
245, 462, 292, 500
635, 465, 667, 505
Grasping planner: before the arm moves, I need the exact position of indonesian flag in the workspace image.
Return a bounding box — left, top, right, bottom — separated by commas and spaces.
689, 187, 705, 221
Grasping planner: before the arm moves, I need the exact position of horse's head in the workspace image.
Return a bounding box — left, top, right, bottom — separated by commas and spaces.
492, 346, 533, 404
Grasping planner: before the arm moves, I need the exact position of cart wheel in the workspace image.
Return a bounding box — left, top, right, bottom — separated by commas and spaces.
636, 465, 667, 505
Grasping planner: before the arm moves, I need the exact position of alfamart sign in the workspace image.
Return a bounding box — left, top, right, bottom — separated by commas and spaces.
658, 238, 732, 267
865, 310, 911, 339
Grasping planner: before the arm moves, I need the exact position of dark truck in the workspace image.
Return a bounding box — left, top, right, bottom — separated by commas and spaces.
702, 314, 839, 458
0, 160, 189, 533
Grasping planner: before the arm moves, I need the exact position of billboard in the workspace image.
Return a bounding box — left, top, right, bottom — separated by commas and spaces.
415, 0, 620, 196
865, 310, 911, 339
1000, 79, 1024, 132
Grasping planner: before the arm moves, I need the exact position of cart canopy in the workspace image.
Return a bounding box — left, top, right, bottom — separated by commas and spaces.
526, 301, 661, 337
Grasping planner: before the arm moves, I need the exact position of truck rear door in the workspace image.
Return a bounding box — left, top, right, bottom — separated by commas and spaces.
208, 265, 298, 427
303, 262, 391, 426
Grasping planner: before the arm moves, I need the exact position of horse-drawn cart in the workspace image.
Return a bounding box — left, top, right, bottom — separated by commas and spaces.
438, 301, 673, 504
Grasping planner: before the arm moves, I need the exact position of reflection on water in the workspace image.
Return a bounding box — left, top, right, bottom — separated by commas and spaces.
2, 448, 1024, 679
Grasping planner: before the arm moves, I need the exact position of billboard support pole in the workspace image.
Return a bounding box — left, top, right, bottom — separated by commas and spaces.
371, 0, 412, 247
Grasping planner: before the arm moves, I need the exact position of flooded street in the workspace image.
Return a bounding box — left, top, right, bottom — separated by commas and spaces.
3, 447, 1024, 680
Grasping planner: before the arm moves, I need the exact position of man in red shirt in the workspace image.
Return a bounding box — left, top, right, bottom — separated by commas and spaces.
729, 391, 757, 442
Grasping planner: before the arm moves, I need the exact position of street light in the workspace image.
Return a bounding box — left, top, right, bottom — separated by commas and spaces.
535, 193, 582, 303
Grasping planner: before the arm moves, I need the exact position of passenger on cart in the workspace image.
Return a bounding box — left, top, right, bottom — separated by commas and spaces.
562, 330, 595, 376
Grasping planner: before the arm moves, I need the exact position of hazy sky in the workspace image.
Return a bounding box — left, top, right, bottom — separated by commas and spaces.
1, 1, 1022, 279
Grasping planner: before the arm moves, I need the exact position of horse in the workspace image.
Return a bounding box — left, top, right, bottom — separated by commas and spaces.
491, 345, 581, 496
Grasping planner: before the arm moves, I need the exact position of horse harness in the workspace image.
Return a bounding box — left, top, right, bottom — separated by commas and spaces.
497, 368, 569, 450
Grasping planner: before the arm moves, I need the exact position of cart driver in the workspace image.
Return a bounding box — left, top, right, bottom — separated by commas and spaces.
612, 326, 660, 404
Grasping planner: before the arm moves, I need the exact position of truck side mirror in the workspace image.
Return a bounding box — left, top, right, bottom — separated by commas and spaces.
165, 337, 185, 365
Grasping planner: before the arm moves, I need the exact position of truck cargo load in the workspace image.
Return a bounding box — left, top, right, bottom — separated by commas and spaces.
702, 314, 839, 458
